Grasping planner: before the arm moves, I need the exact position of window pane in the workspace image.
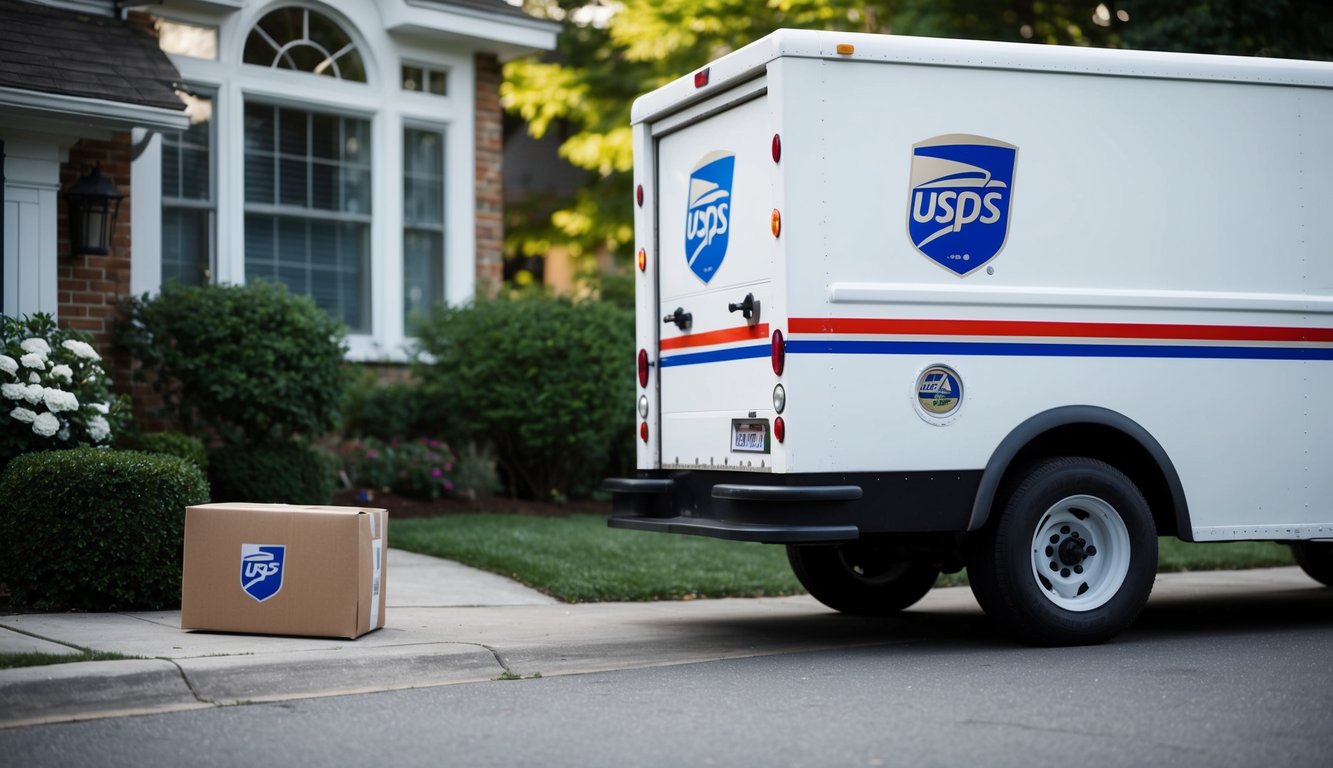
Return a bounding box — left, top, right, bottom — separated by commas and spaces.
279, 158, 308, 206
182, 148, 210, 199
244, 103, 275, 154
403, 127, 446, 328
402, 66, 423, 92
427, 70, 447, 96
245, 107, 371, 332
162, 208, 210, 286
163, 90, 214, 286
245, 8, 365, 83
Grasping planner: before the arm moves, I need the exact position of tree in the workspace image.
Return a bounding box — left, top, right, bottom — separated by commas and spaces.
503, 0, 1330, 283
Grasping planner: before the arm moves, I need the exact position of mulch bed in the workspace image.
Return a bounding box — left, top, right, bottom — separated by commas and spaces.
329, 488, 611, 520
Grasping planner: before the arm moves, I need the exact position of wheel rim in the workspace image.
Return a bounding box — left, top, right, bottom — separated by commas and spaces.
1028, 494, 1131, 612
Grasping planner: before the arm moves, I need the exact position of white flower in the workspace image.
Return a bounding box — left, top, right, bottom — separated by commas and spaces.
32, 412, 59, 437
50, 364, 73, 382
0, 355, 17, 377
9, 406, 36, 423
61, 339, 100, 361
23, 384, 43, 404
20, 352, 46, 369
88, 415, 111, 443
43, 388, 79, 413
91, 401, 110, 414
58, 424, 70, 441
28, 372, 40, 384
20, 338, 51, 356
1, 383, 24, 400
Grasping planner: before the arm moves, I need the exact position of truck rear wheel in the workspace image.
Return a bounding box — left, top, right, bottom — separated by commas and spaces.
968, 457, 1157, 646
787, 542, 940, 615
1291, 541, 1333, 586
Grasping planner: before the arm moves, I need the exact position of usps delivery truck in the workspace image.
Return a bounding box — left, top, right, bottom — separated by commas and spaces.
602, 29, 1333, 645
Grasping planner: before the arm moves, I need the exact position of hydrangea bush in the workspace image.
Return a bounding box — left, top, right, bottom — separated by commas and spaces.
1, 314, 128, 467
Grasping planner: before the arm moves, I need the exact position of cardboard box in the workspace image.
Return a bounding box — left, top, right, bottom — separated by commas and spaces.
181, 503, 387, 639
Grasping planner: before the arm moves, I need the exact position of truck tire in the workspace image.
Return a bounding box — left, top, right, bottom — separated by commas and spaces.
967, 457, 1157, 646
787, 542, 940, 615
1291, 541, 1333, 587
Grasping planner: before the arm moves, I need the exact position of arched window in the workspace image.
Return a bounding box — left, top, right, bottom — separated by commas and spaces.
243, 7, 366, 82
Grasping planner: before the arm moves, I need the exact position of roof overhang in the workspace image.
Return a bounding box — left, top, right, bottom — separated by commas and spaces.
0, 86, 190, 137
382, 0, 559, 61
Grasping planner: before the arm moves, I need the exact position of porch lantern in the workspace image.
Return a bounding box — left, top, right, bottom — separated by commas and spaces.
64, 163, 124, 256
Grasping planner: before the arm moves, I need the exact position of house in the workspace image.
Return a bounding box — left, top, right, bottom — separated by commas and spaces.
1, 0, 558, 369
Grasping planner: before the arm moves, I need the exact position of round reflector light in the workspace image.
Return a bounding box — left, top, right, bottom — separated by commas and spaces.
639, 421, 649, 443
773, 384, 786, 414
771, 330, 785, 376
638, 395, 649, 419
774, 416, 786, 443
638, 348, 649, 388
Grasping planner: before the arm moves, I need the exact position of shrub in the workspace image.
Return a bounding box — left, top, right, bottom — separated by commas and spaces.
116, 280, 349, 446
137, 431, 208, 472
340, 369, 426, 440
0, 447, 209, 611
337, 436, 457, 500
0, 314, 129, 469
208, 441, 335, 504
412, 291, 633, 500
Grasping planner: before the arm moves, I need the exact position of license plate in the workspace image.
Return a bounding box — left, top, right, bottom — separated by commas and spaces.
731, 420, 769, 453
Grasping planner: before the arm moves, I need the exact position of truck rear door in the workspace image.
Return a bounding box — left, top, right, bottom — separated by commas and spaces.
654, 89, 781, 471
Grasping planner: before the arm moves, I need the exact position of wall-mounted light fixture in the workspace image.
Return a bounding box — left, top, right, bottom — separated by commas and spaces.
64, 163, 124, 256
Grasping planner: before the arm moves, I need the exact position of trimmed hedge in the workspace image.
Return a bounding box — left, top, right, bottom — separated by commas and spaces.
116, 280, 348, 446
207, 442, 335, 504
137, 431, 208, 473
0, 448, 209, 611
412, 291, 633, 500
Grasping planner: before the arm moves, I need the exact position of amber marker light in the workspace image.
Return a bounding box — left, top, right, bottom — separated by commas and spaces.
771, 209, 782, 238
836, 43, 855, 55
637, 248, 647, 272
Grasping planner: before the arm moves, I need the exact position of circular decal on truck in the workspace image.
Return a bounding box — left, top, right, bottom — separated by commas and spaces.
914, 364, 964, 424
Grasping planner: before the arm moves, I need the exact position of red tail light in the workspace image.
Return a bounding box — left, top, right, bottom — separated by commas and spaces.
636, 184, 644, 207
694, 68, 710, 88
774, 417, 786, 443
638, 348, 649, 388
640, 421, 649, 442
771, 330, 785, 376
772, 134, 781, 163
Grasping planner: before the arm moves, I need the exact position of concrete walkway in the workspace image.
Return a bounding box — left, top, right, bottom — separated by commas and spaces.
0, 553, 1325, 729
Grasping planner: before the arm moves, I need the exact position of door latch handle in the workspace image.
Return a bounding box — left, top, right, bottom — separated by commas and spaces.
728, 293, 759, 323
663, 307, 692, 330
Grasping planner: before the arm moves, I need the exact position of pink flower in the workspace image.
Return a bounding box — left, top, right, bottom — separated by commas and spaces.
366, 450, 379, 459
444, 463, 454, 472
431, 467, 443, 478
444, 480, 455, 491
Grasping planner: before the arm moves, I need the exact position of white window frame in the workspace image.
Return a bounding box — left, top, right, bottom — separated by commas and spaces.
135, 2, 479, 362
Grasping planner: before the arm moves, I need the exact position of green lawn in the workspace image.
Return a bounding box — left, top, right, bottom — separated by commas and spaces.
389, 514, 1298, 603
0, 650, 135, 670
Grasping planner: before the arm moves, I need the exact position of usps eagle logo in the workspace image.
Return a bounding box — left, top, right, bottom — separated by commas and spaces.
685, 151, 735, 284
240, 543, 286, 602
907, 135, 1017, 276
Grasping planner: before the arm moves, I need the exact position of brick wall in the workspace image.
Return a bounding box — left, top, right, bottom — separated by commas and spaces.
58, 133, 167, 433
474, 52, 504, 296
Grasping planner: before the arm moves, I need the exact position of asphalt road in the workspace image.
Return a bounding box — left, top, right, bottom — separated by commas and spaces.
3, 587, 1330, 768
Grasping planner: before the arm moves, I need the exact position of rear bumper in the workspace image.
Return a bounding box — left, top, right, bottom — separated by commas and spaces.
602, 469, 982, 544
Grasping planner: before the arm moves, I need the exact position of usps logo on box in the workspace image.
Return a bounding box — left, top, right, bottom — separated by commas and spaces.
907, 134, 1017, 276
685, 151, 735, 284
240, 543, 286, 602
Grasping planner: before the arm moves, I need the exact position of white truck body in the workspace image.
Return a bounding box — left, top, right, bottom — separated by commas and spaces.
605, 29, 1333, 643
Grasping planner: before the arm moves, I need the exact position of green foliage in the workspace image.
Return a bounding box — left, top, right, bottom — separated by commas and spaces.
504, 0, 1331, 280
0, 313, 129, 469
137, 431, 208, 472
0, 650, 137, 670
412, 291, 634, 500
116, 281, 349, 446
0, 447, 209, 611
207, 442, 336, 504
336, 436, 459, 500
390, 514, 805, 602
340, 368, 427, 441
